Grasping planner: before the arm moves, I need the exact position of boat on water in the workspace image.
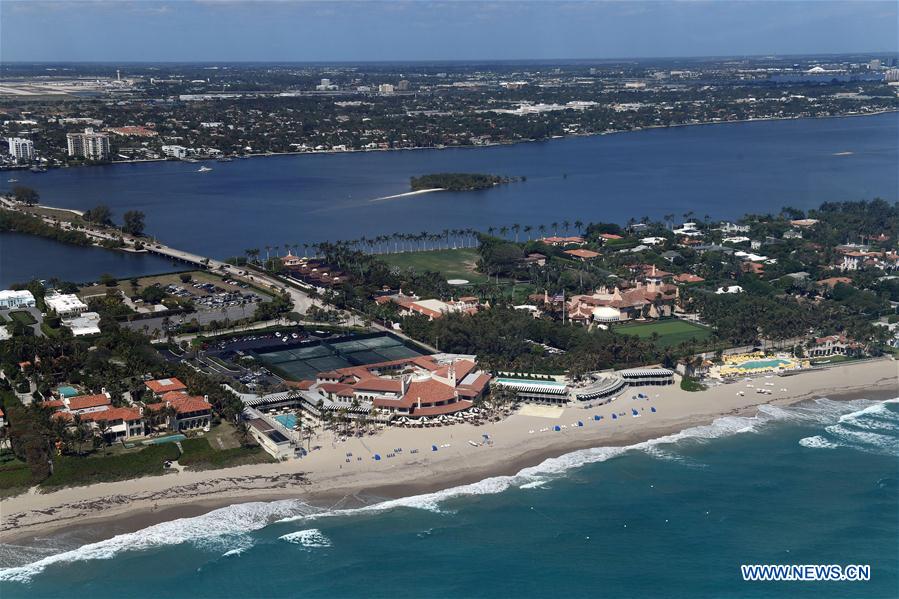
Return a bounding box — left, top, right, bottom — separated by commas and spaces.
216, 157, 234, 162
7, 178, 18, 183
197, 166, 213, 173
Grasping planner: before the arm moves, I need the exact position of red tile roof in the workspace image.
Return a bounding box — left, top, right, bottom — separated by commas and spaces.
404, 379, 457, 405
319, 382, 355, 395
564, 248, 600, 260
352, 378, 403, 393
286, 380, 315, 390
673, 273, 705, 283
145, 377, 187, 395
80, 407, 142, 423
146, 393, 211, 415
67, 394, 111, 411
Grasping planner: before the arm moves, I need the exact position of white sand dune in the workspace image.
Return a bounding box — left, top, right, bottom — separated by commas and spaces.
369, 188, 442, 202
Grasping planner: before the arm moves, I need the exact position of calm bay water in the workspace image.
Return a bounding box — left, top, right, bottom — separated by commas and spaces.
0, 398, 896, 598
1, 113, 896, 287
0, 232, 183, 288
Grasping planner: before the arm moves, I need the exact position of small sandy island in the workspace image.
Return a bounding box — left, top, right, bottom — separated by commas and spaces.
1, 359, 896, 547
369, 188, 442, 202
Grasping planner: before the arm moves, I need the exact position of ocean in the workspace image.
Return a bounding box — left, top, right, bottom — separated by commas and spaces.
1, 397, 896, 598
2, 112, 897, 287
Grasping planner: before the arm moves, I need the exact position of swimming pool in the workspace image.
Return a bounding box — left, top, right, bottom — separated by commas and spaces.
143, 434, 187, 445
274, 413, 297, 429
735, 359, 791, 370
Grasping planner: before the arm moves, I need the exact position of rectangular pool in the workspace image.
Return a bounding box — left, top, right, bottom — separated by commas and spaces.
274, 413, 296, 429
143, 434, 186, 445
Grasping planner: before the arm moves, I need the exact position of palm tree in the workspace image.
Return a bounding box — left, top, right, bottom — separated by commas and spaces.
574, 220, 584, 234
512, 224, 521, 242
524, 225, 533, 240
235, 420, 250, 446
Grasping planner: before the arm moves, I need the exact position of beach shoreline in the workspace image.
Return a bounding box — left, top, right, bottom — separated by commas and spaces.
2, 358, 896, 553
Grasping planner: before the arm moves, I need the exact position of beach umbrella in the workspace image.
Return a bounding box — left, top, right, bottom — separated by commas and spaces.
632, 408, 639, 416
593, 415, 601, 421
577, 421, 584, 427
482, 433, 490, 439
432, 445, 439, 451
651, 407, 657, 413
612, 413, 618, 420
553, 425, 561, 432
374, 454, 381, 461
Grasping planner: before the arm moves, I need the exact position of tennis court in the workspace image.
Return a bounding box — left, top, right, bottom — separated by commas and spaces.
254, 333, 427, 381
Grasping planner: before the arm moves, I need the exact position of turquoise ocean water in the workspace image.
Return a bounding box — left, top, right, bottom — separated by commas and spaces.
1, 397, 896, 598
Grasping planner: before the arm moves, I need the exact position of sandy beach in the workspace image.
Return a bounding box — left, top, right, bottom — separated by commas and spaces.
368, 188, 443, 202
2, 358, 897, 547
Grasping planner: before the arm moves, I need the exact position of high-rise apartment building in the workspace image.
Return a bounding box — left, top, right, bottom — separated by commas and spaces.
7, 137, 34, 162
66, 128, 110, 160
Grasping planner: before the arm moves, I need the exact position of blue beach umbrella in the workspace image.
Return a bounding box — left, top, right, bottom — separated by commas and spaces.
593, 415, 601, 421
432, 445, 438, 451
651, 407, 657, 413
373, 454, 381, 461
553, 425, 561, 431
612, 413, 618, 420
577, 421, 584, 427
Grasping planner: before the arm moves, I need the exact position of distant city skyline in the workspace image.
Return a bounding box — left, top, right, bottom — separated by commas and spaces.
2, 0, 897, 63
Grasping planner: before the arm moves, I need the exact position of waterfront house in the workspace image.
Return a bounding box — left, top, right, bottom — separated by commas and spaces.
567, 267, 678, 324
44, 293, 88, 318
64, 392, 112, 415
0, 290, 36, 309
145, 377, 188, 397
808, 334, 863, 358
375, 293, 481, 320
564, 248, 600, 261
300, 354, 491, 420
539, 236, 586, 247
79, 407, 145, 441
145, 392, 213, 431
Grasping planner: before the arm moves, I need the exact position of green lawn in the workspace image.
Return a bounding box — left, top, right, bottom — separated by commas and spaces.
0, 457, 32, 497
9, 311, 37, 326
380, 248, 487, 283
178, 437, 274, 470
615, 319, 713, 349
41, 444, 181, 490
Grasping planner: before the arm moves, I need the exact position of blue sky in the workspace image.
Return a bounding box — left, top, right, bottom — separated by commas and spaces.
2, 1, 896, 62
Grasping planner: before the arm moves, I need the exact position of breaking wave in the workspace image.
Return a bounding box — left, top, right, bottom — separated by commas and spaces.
3, 396, 894, 583
799, 399, 899, 455
0, 500, 319, 583
279, 529, 331, 549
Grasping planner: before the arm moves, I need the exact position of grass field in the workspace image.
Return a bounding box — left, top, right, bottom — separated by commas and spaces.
379, 248, 487, 283
41, 444, 181, 490
178, 437, 274, 470
615, 319, 713, 349
78, 270, 225, 300
8, 310, 37, 326
0, 457, 32, 498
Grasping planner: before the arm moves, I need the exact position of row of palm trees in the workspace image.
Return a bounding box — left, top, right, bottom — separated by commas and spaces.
242, 220, 600, 266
